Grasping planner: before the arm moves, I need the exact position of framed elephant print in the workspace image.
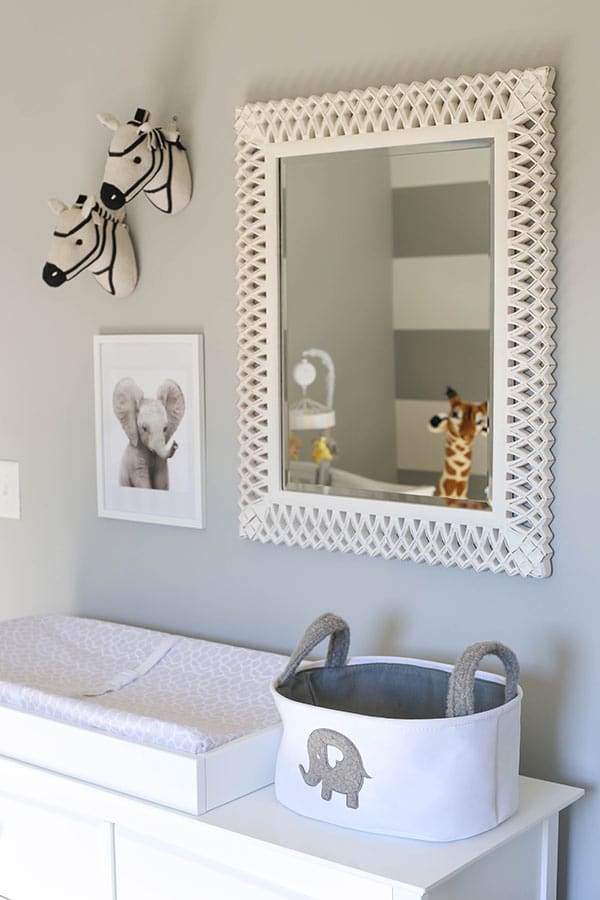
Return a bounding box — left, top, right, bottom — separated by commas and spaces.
94, 334, 205, 528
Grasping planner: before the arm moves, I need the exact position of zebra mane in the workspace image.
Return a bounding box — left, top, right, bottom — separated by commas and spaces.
72, 194, 123, 226
138, 123, 186, 151
92, 201, 123, 225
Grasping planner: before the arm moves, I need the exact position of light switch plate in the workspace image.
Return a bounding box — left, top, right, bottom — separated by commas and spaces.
0, 461, 20, 519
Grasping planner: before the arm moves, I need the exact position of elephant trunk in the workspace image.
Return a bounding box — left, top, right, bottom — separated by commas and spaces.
299, 763, 320, 787
151, 435, 177, 460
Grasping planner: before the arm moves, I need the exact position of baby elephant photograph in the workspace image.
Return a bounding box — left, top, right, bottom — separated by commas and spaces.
113, 377, 185, 490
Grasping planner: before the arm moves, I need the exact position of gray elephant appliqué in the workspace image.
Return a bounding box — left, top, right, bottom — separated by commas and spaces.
299, 728, 370, 810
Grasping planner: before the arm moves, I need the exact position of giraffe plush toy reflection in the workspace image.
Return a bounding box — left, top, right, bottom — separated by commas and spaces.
428, 387, 488, 500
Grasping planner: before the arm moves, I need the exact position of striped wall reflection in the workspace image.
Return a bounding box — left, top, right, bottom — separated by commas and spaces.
391, 146, 491, 496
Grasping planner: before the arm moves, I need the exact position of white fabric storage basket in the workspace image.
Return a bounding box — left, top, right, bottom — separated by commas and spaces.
272, 614, 522, 842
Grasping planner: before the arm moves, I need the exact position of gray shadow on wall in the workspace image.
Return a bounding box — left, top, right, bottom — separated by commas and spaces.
370, 613, 405, 656
139, 1, 212, 126
242, 40, 566, 111
556, 793, 594, 900
519, 642, 571, 781
518, 641, 579, 899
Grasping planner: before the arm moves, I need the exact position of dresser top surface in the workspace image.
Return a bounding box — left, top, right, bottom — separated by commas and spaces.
0, 754, 583, 893
203, 776, 583, 890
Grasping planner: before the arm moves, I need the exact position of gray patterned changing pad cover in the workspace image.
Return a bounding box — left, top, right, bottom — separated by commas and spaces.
0, 616, 286, 754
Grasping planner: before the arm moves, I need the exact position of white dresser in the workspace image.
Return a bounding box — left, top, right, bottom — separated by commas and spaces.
0, 754, 582, 900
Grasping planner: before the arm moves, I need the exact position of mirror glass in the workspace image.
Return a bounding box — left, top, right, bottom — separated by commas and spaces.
280, 139, 493, 509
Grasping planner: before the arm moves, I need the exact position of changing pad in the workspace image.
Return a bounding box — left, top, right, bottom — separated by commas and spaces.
0, 616, 286, 754
0, 616, 288, 812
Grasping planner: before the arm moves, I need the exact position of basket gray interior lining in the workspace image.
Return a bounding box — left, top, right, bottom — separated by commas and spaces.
276, 663, 508, 719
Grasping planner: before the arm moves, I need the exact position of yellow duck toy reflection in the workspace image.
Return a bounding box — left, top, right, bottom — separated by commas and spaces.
312, 436, 333, 464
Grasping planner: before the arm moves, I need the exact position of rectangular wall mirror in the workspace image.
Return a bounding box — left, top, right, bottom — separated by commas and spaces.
235, 67, 556, 577
281, 140, 493, 509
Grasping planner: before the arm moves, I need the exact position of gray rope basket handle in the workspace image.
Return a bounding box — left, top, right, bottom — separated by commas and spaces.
275, 613, 350, 688
446, 641, 520, 718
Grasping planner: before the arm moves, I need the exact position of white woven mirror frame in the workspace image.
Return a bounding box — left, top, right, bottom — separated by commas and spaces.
235, 67, 556, 578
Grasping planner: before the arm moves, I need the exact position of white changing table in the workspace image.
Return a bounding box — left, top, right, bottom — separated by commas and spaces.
0, 754, 582, 900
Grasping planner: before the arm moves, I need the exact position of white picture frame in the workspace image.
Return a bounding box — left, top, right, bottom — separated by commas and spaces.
94, 334, 205, 528
235, 67, 556, 578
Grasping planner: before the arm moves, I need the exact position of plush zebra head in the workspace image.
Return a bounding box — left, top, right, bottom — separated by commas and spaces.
97, 108, 192, 215
43, 195, 106, 287
43, 194, 137, 298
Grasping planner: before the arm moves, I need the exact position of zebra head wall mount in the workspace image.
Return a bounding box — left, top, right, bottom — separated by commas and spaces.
97, 108, 192, 215
42, 106, 192, 297
43, 194, 137, 298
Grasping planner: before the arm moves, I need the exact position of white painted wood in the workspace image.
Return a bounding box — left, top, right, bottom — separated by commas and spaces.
424, 823, 542, 898
262, 121, 507, 537
204, 724, 282, 810
103, 822, 118, 900
0, 703, 280, 814
0, 704, 203, 812
235, 67, 556, 577
393, 890, 428, 900
539, 812, 559, 900
0, 754, 581, 900
115, 826, 393, 900
0, 793, 113, 900
392, 256, 491, 331
201, 776, 581, 892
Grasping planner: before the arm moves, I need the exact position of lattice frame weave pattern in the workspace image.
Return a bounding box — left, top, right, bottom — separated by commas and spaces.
235, 67, 556, 578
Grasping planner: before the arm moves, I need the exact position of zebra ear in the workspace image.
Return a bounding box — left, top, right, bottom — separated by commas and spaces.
48, 198, 68, 216
162, 124, 180, 142
81, 195, 96, 218
97, 112, 121, 131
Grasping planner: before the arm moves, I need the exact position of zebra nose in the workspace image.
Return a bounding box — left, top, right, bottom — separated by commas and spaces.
100, 182, 126, 210
42, 262, 66, 287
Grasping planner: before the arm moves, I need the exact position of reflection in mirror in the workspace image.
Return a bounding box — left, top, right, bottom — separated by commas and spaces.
280, 140, 493, 509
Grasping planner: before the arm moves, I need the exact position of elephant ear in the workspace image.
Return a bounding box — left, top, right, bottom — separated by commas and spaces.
157, 380, 185, 438
113, 377, 143, 446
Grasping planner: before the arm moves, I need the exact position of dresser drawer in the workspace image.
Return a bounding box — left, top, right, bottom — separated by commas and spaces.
115, 826, 392, 900
0, 792, 113, 900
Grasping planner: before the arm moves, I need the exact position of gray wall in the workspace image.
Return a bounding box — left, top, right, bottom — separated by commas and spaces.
0, 2, 597, 897
284, 150, 397, 482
